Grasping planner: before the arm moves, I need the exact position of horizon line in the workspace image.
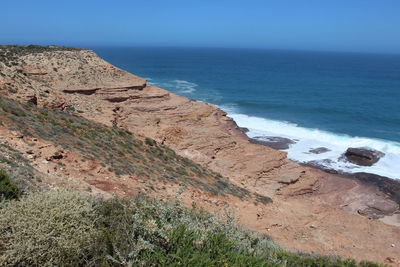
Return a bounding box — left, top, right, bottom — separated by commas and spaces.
1, 42, 400, 56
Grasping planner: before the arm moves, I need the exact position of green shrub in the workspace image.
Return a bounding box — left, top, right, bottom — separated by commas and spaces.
93, 197, 170, 266
275, 252, 382, 267
92, 196, 280, 266
144, 226, 271, 266
145, 137, 157, 146
0, 143, 39, 192
0, 170, 20, 200
91, 196, 383, 267
0, 191, 384, 266
0, 190, 98, 266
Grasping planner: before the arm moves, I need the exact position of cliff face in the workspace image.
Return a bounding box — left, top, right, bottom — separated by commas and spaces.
0, 46, 399, 264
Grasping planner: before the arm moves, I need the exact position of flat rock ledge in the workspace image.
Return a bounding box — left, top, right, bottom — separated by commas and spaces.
250, 136, 296, 150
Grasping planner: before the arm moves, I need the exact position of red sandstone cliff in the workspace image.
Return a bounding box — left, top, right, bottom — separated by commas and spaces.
0, 46, 399, 264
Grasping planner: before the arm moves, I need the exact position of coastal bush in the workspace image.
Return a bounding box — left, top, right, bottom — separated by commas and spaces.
142, 226, 271, 266
0, 190, 385, 266
145, 137, 157, 146
0, 143, 38, 192
0, 190, 98, 266
276, 252, 382, 267
0, 169, 20, 200
92, 196, 280, 266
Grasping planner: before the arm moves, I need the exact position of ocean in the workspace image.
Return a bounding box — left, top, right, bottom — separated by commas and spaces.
92, 47, 400, 179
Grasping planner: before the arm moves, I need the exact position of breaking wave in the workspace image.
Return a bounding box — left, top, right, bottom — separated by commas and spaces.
222, 106, 400, 179
149, 79, 197, 94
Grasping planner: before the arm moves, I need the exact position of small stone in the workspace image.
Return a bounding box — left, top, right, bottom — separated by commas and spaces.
385, 257, 395, 263
27, 155, 34, 159
391, 244, 395, 247
42, 160, 49, 164
14, 134, 24, 139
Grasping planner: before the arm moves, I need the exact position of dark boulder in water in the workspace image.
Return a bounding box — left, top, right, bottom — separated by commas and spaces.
344, 147, 385, 166
250, 136, 295, 150
309, 147, 331, 154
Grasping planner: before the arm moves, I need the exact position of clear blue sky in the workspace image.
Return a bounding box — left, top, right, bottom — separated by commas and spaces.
1, 0, 400, 54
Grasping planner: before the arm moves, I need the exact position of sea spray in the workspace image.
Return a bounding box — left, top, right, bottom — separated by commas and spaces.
225, 109, 400, 179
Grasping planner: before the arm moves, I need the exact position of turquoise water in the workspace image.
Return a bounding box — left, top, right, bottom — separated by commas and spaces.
93, 47, 400, 178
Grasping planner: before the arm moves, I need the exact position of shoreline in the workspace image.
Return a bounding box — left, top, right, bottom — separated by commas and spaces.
243, 132, 400, 223
224, 110, 400, 180
245, 132, 400, 204
220, 110, 400, 224
209, 102, 400, 220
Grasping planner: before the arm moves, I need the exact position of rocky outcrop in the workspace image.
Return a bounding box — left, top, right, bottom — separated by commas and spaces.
351, 172, 400, 205
63, 84, 147, 97
250, 136, 296, 150
344, 147, 385, 166
22, 65, 48, 75
309, 147, 330, 154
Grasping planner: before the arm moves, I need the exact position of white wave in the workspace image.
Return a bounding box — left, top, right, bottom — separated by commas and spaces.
171, 80, 198, 93
222, 107, 400, 179
150, 79, 197, 94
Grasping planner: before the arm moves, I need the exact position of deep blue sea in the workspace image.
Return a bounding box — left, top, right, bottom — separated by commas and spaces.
92, 47, 400, 178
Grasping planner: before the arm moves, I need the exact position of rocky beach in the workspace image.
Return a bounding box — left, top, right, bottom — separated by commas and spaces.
248, 135, 400, 222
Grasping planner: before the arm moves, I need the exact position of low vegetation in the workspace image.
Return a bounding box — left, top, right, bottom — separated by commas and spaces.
0, 190, 384, 266
0, 96, 267, 202
0, 170, 20, 200
0, 45, 83, 67
0, 190, 96, 266
0, 142, 41, 194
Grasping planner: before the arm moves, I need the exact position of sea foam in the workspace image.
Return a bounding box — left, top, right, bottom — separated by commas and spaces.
150, 79, 197, 94
223, 107, 400, 179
